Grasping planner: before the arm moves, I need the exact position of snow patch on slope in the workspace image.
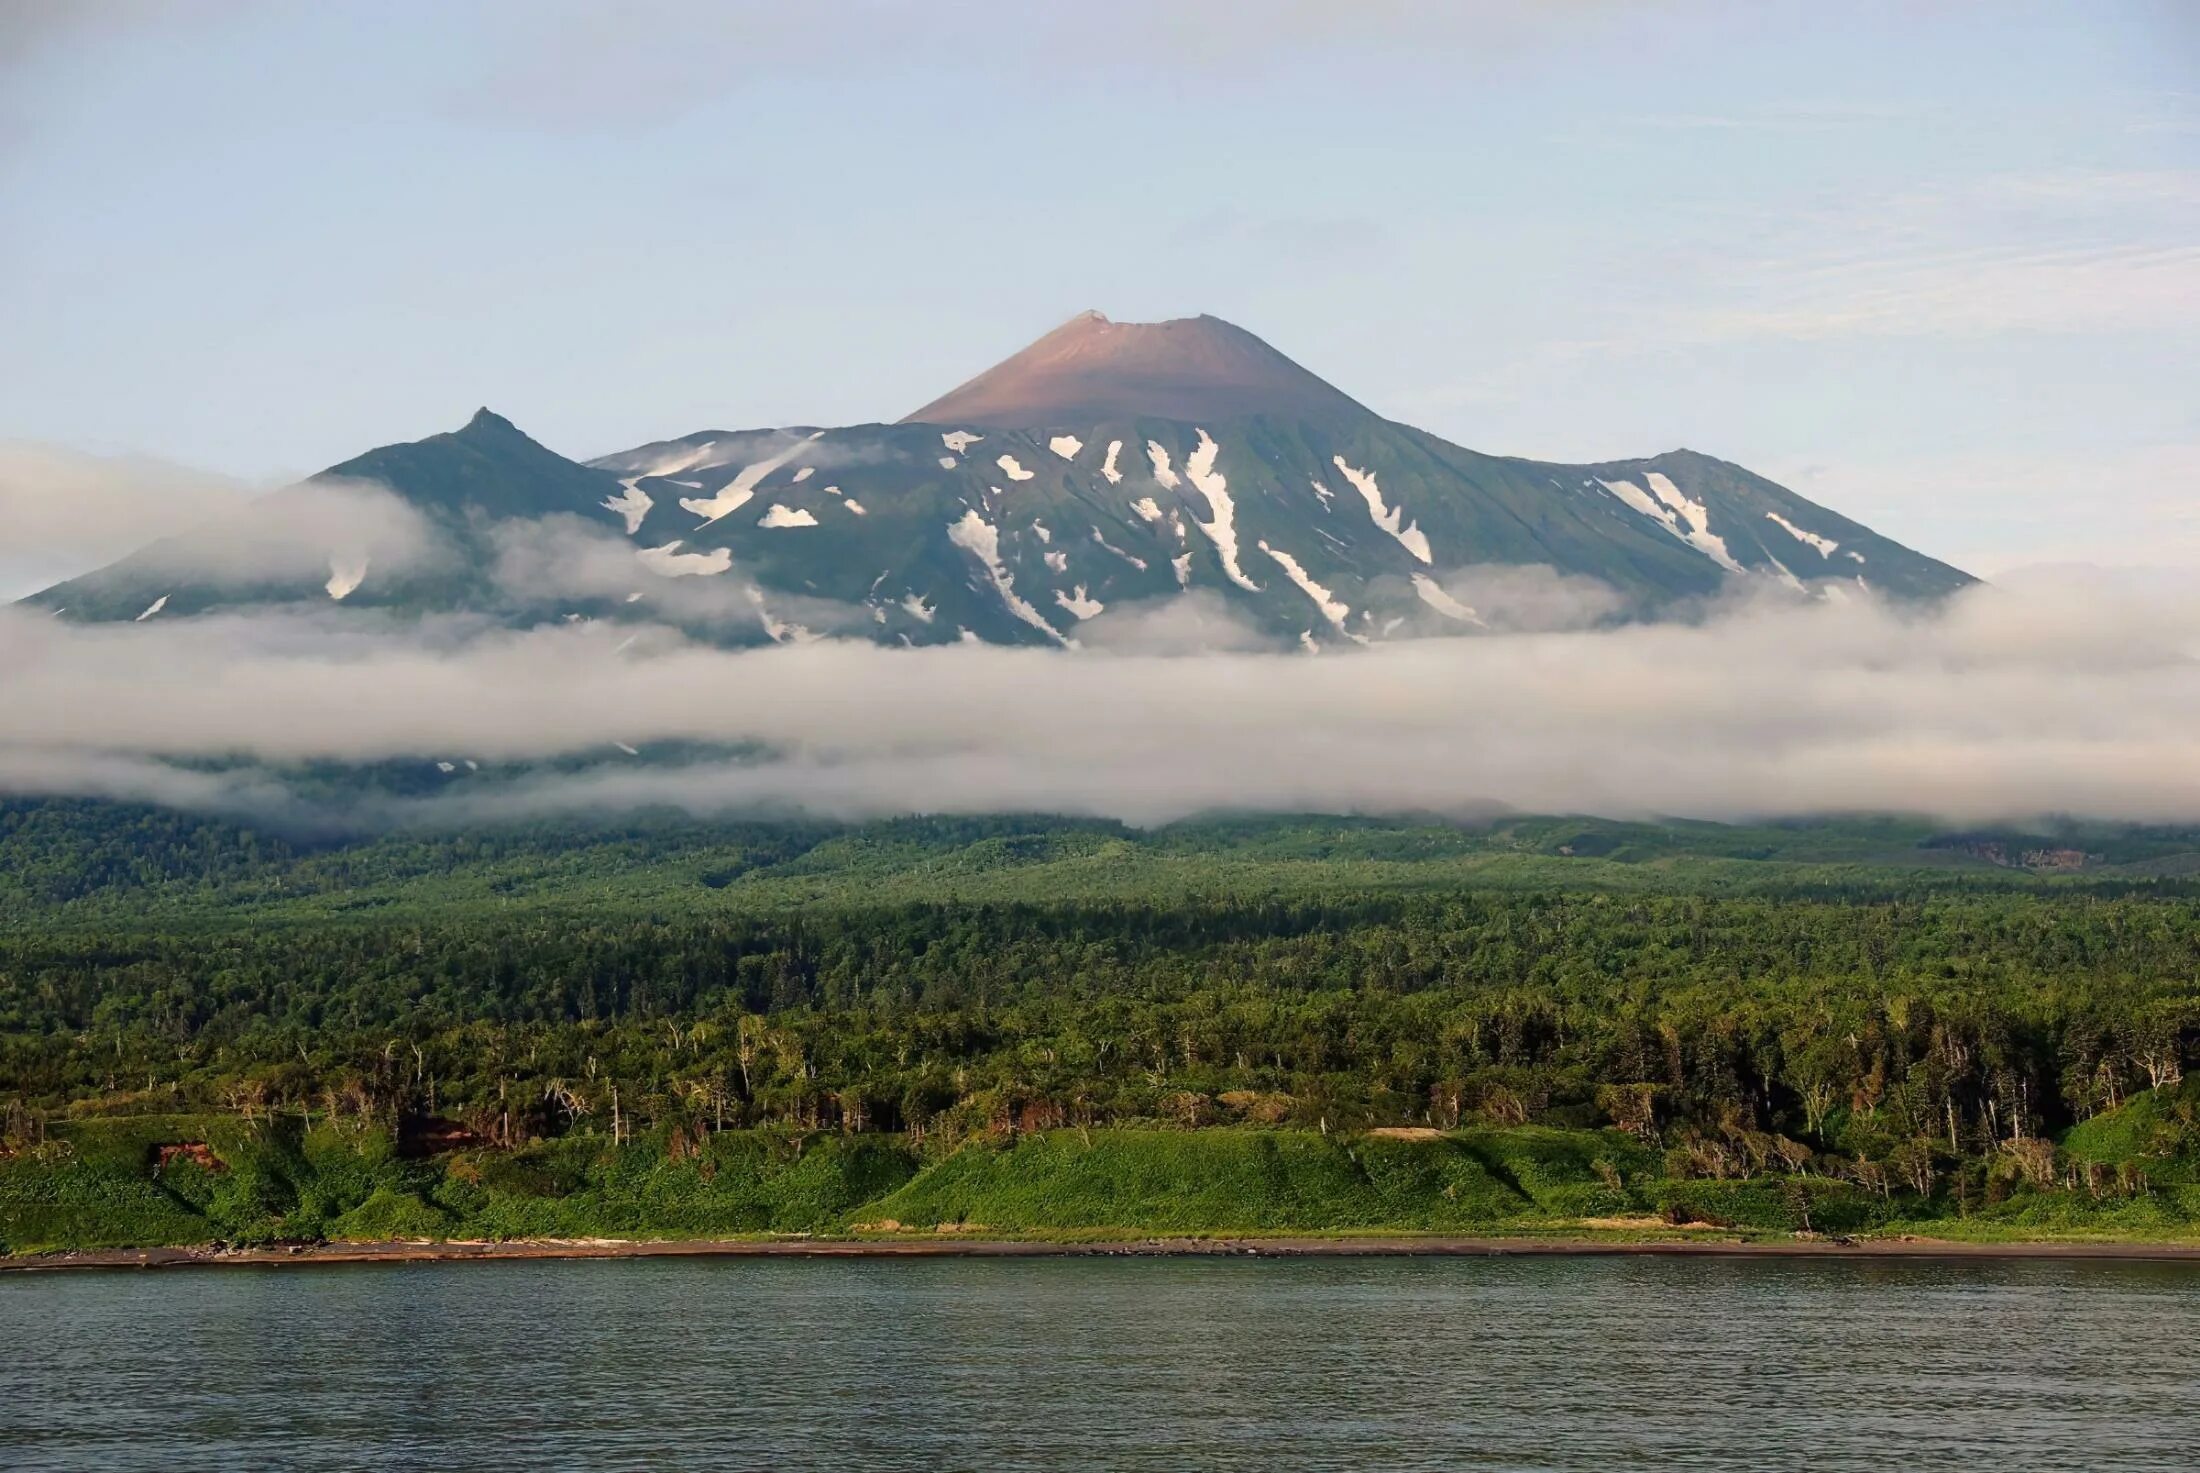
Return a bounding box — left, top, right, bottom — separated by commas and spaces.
997, 454, 1035, 482
1054, 585, 1104, 620
1048, 435, 1083, 461
1091, 529, 1147, 570
1411, 573, 1483, 625
941, 431, 983, 453
1597, 476, 1666, 521
947, 508, 1067, 645
900, 592, 935, 624
680, 432, 824, 525
1333, 457, 1432, 564
135, 595, 168, 622
1260, 541, 1356, 639
758, 504, 818, 528
1130, 497, 1164, 523
1100, 440, 1123, 484
1186, 429, 1260, 592
1644, 472, 1743, 573
626, 439, 725, 480
746, 588, 820, 645
325, 556, 368, 601
639, 540, 733, 577
1145, 441, 1181, 490
603, 480, 654, 535
1765, 511, 1839, 558
1597, 475, 1742, 573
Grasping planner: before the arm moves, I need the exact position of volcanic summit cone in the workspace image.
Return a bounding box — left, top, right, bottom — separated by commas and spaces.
902, 311, 1373, 428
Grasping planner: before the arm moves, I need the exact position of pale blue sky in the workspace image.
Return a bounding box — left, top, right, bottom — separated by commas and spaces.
2, 0, 2194, 585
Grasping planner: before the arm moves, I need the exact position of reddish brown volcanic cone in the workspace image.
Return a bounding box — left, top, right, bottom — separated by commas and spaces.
901, 311, 1373, 428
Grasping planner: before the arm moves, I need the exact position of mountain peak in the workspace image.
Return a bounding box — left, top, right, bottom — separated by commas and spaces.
307, 407, 613, 522
901, 311, 1372, 428
460, 406, 522, 438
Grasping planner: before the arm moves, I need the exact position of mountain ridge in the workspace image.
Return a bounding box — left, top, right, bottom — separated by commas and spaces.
20, 311, 1973, 645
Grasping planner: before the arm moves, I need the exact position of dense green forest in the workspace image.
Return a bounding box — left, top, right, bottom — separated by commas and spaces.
3, 799, 2198, 1250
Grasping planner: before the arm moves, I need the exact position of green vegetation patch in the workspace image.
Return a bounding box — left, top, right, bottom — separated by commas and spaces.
437, 1132, 920, 1240
855, 1128, 1632, 1234
2061, 1078, 2200, 1179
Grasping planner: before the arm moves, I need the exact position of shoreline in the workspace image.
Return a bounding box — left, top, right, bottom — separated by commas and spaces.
10, 1233, 2200, 1273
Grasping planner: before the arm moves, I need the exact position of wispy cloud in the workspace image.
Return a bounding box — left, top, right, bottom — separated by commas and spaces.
438, 0, 1669, 129
0, 0, 179, 73
113, 478, 446, 591
485, 515, 872, 638
1164, 211, 1397, 270
1763, 443, 2200, 577
0, 442, 257, 599
0, 0, 258, 153
1400, 166, 2200, 441
1649, 167, 2200, 343
1612, 101, 1927, 132
1682, 242, 2200, 341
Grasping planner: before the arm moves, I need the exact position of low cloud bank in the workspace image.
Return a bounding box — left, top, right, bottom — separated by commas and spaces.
486, 516, 874, 636
1, 574, 2195, 829
0, 441, 256, 599
119, 477, 445, 590
2, 451, 447, 603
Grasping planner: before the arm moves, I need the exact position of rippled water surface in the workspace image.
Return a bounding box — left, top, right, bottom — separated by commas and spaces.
4, 1255, 2197, 1470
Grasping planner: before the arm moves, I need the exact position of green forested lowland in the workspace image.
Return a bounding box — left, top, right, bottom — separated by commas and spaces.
3, 799, 2198, 1252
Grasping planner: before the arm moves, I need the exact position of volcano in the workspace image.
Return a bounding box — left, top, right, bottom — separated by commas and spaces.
904, 311, 1373, 428
23, 311, 1973, 647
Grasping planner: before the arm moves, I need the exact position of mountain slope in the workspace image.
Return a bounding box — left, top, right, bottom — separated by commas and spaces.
322, 407, 617, 522
20, 314, 1972, 645
589, 409, 1965, 647
22, 410, 622, 622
